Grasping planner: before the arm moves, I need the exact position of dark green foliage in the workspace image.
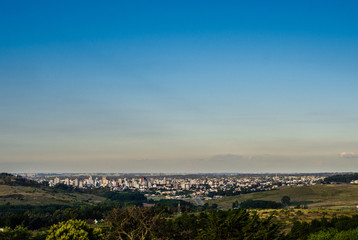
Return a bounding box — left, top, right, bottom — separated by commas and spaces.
240, 199, 283, 209
152, 199, 196, 215
105, 207, 161, 240
0, 207, 282, 240
232, 200, 239, 209
0, 204, 69, 229
281, 196, 291, 206
100, 191, 146, 202
0, 173, 45, 187
0, 203, 115, 230
105, 207, 281, 240
165, 212, 200, 240
161, 209, 280, 239
52, 183, 72, 191
286, 215, 358, 240
324, 173, 358, 183
307, 227, 358, 240
170, 209, 280, 240
0, 226, 32, 240
286, 220, 310, 240
207, 188, 241, 197
46, 219, 103, 240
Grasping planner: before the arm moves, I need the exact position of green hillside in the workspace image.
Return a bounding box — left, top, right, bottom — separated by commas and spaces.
0, 184, 106, 205
0, 173, 106, 205
207, 184, 358, 209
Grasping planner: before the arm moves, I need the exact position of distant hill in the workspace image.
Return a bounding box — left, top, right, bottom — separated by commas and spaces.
0, 173, 44, 187
324, 173, 358, 183
0, 173, 148, 206
0, 173, 106, 205
207, 184, 358, 209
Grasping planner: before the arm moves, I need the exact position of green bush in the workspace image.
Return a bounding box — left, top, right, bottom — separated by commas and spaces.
0, 226, 32, 240
307, 228, 358, 240
46, 219, 103, 240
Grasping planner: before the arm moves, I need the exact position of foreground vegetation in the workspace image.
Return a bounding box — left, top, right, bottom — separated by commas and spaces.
4, 173, 358, 239
1, 207, 281, 239
3, 206, 358, 240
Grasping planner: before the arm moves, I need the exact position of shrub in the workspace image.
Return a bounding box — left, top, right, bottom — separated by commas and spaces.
46, 219, 103, 240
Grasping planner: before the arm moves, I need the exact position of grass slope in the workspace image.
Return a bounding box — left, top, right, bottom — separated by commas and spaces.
0, 185, 106, 205
207, 184, 358, 209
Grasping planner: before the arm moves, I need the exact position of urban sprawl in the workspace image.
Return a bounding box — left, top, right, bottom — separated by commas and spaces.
24, 174, 325, 201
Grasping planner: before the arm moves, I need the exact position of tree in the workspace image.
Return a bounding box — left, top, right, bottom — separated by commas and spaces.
162, 212, 199, 240
232, 200, 239, 209
196, 209, 281, 240
105, 207, 162, 240
46, 219, 103, 240
281, 196, 291, 206
0, 226, 32, 240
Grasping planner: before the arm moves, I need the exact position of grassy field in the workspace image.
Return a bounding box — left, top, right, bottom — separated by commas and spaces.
0, 185, 106, 205
206, 184, 358, 233
255, 208, 358, 233
206, 184, 358, 209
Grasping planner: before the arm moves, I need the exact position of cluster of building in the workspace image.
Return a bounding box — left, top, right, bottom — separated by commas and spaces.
43, 174, 324, 199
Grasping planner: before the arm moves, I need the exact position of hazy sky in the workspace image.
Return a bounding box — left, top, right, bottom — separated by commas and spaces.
1, 1, 358, 173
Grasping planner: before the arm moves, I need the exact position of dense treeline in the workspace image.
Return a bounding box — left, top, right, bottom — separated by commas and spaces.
324, 173, 358, 183
307, 227, 358, 240
0, 203, 117, 230
4, 203, 358, 239
5, 207, 358, 240
106, 207, 281, 240
101, 191, 146, 202
1, 207, 282, 240
0, 196, 196, 231
287, 215, 358, 240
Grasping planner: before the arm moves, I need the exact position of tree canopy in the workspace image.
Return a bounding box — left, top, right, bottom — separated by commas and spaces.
46, 219, 103, 240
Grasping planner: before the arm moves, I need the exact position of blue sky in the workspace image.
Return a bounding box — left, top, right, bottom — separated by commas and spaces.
1, 1, 358, 172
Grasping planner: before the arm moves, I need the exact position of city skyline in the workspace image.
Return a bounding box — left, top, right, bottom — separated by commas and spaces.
1, 1, 358, 173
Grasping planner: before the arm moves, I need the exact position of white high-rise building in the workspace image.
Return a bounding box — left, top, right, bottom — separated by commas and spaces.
54, 177, 60, 185
74, 178, 79, 187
